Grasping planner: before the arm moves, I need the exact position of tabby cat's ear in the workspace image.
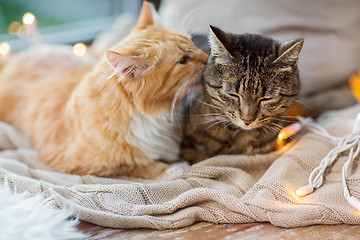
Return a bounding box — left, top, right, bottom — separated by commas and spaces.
273, 38, 304, 66
135, 1, 154, 29
209, 25, 234, 64
106, 51, 147, 80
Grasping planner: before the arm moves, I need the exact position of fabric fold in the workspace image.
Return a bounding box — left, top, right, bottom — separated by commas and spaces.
1, 105, 360, 229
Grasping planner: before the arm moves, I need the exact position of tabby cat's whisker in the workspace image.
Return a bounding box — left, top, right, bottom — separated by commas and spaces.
225, 122, 234, 128
264, 125, 280, 135
262, 126, 269, 135
200, 116, 226, 124
196, 113, 223, 117
270, 125, 282, 132
272, 122, 284, 129
294, 99, 314, 110
203, 119, 229, 132
196, 99, 221, 109
269, 123, 282, 132
271, 117, 296, 123
280, 115, 299, 120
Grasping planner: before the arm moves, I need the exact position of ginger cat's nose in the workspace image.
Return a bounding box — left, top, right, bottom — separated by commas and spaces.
199, 51, 209, 64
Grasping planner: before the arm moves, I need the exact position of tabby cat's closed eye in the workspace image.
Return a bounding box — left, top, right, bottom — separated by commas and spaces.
259, 97, 272, 103
229, 93, 239, 99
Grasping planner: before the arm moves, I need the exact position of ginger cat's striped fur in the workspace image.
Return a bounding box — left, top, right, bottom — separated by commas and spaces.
0, 2, 208, 178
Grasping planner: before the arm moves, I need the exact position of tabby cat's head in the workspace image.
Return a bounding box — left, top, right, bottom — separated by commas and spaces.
105, 1, 208, 115
204, 26, 304, 130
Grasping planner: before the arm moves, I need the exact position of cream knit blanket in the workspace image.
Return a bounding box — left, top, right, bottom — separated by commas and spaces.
1, 105, 360, 229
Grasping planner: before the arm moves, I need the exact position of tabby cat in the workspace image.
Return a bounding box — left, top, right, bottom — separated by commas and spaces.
0, 2, 208, 178
181, 26, 304, 163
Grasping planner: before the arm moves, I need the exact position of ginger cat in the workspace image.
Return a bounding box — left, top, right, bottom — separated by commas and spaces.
0, 2, 208, 178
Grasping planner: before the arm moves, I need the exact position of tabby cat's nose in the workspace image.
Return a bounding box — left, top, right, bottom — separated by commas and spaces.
242, 119, 253, 125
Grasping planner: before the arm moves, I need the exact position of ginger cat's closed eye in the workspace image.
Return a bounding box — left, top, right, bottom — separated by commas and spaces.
0, 2, 208, 178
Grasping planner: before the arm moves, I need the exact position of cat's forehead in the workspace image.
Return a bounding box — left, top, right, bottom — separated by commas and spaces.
230, 34, 278, 59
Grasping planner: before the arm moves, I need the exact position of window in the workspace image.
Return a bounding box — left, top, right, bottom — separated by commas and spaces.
0, 0, 142, 52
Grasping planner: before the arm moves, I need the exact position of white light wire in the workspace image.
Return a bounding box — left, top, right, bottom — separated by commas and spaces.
295, 114, 360, 210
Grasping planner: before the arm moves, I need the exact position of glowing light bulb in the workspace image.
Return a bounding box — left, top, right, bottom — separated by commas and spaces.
22, 12, 36, 25
278, 132, 285, 141
73, 43, 87, 57
296, 184, 313, 197
347, 196, 360, 211
353, 113, 360, 134
278, 122, 301, 141
276, 122, 302, 150
349, 73, 360, 102
0, 42, 10, 56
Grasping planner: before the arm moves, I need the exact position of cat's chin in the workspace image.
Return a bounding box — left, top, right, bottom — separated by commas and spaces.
239, 125, 256, 130
234, 122, 263, 131
228, 123, 254, 131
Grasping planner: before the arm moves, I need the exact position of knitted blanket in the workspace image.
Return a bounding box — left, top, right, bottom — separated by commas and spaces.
1, 105, 360, 229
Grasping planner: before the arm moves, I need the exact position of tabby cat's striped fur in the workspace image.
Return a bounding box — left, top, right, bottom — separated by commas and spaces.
181, 26, 304, 163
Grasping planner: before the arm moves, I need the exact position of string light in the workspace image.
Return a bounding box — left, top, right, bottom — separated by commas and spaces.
0, 42, 10, 56
20, 12, 42, 44
22, 12, 35, 25
294, 114, 360, 211
295, 184, 313, 197
276, 122, 302, 150
349, 69, 360, 102
283, 79, 360, 209
278, 122, 301, 141
73, 43, 87, 57
347, 196, 360, 211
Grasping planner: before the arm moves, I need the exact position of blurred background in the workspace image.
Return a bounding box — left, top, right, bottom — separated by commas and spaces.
0, 0, 156, 51
0, 0, 360, 114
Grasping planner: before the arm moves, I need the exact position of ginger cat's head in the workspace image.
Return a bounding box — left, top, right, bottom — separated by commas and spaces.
105, 1, 208, 115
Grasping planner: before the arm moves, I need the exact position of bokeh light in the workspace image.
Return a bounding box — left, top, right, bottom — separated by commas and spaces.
0, 42, 11, 56
8, 21, 22, 35
73, 43, 87, 57
22, 12, 36, 25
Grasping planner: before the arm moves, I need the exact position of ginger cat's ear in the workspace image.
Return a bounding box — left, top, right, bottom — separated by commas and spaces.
136, 1, 154, 29
106, 51, 147, 80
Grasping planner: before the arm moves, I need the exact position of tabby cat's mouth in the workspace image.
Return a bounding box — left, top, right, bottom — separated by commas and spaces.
231, 119, 259, 130
228, 122, 256, 131
240, 125, 256, 130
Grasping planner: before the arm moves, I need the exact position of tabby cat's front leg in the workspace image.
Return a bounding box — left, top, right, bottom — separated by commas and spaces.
181, 122, 227, 164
